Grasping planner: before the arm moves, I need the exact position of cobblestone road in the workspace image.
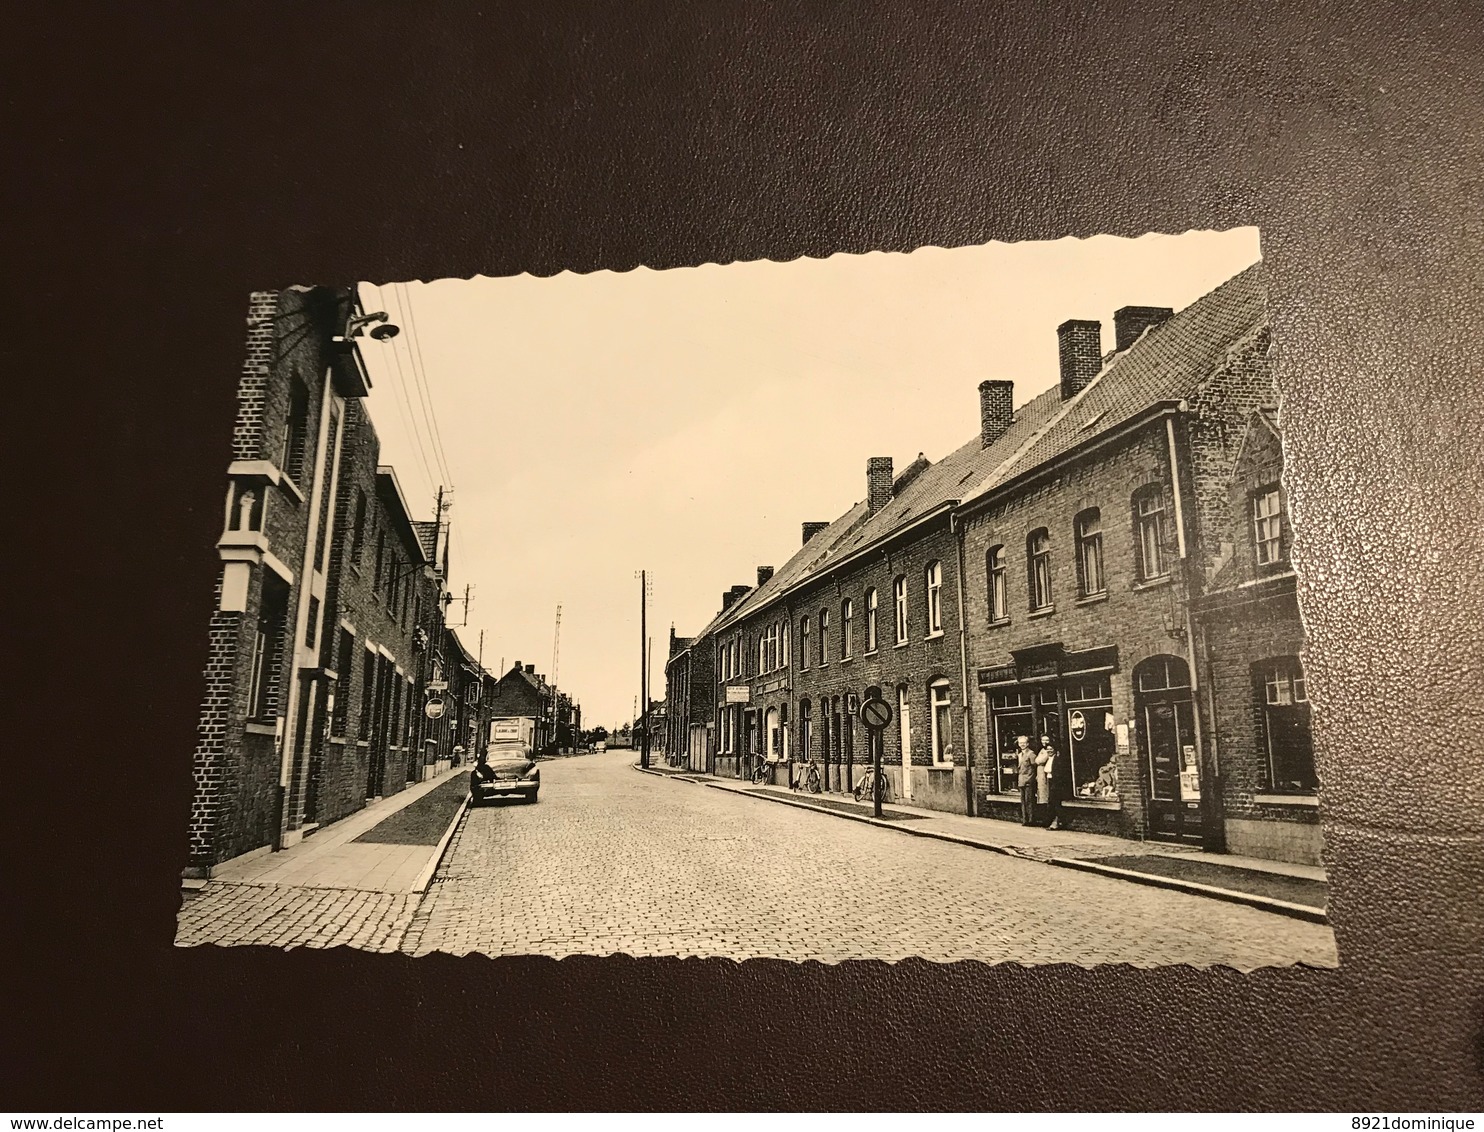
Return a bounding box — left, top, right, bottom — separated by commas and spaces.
406, 750, 1339, 968
177, 884, 420, 951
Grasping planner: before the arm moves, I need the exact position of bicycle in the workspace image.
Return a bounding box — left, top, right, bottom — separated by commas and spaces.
750, 756, 774, 786
853, 767, 893, 806
790, 758, 823, 794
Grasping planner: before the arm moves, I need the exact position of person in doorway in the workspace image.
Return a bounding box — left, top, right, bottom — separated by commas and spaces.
1036, 734, 1064, 829
1014, 735, 1037, 825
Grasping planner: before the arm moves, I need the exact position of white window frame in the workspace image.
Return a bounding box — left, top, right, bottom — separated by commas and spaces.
842, 599, 854, 659
865, 588, 878, 651
1253, 486, 1284, 565
819, 608, 830, 665
987, 545, 1007, 622
929, 679, 953, 765
800, 616, 810, 670
893, 576, 908, 644
1076, 508, 1105, 597
1028, 528, 1053, 611
925, 560, 943, 635
1135, 488, 1168, 580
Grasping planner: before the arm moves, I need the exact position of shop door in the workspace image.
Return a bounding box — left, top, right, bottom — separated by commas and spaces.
1134, 656, 1203, 844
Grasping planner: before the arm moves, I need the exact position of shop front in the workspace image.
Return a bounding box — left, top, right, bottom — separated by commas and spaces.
977, 644, 1126, 836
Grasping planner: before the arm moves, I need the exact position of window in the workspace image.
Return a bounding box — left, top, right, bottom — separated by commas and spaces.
800, 617, 810, 669
305, 595, 320, 649
925, 561, 943, 635
897, 685, 912, 768
331, 629, 353, 737
819, 609, 830, 664
1075, 508, 1105, 597
929, 679, 953, 765
1253, 486, 1285, 565
865, 588, 878, 651
842, 599, 854, 659
799, 700, 812, 761
350, 490, 368, 565
782, 618, 790, 667
248, 579, 287, 719
1259, 657, 1315, 791
986, 545, 1008, 622
893, 576, 908, 643
374, 531, 386, 592
1027, 528, 1053, 611
1134, 486, 1168, 580
280, 379, 309, 483
359, 649, 377, 739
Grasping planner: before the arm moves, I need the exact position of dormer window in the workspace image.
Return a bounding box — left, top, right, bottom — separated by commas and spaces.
1253, 485, 1286, 566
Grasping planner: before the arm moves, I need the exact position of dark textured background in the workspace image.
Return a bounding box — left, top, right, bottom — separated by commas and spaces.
5, 0, 1482, 1111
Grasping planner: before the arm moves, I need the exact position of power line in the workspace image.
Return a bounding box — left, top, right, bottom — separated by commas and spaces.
369, 282, 439, 497
397, 281, 456, 491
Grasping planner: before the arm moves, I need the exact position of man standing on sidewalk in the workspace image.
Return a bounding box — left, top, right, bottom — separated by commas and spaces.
1015, 735, 1037, 826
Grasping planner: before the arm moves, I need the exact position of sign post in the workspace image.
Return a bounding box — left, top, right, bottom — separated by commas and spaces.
858, 694, 894, 819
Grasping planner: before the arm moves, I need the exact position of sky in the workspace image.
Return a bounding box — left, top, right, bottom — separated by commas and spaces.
355, 228, 1262, 729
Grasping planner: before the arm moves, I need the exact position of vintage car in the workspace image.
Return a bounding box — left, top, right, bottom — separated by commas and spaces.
469, 743, 540, 805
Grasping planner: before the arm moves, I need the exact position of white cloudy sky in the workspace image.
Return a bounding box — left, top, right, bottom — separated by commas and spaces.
356, 228, 1262, 729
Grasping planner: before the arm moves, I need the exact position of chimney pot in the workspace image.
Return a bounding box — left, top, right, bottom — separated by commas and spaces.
802, 521, 829, 545
978, 380, 1014, 447
1113, 305, 1175, 352
867, 456, 893, 514
757, 566, 774, 587
1057, 319, 1102, 400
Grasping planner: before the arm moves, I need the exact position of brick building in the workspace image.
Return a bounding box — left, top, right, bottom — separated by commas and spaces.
187, 287, 454, 877
687, 262, 1320, 863
486, 661, 556, 752
444, 628, 491, 766
662, 626, 717, 770
1193, 408, 1320, 864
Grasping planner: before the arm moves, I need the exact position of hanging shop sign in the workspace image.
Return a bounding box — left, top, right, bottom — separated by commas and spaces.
424, 698, 446, 720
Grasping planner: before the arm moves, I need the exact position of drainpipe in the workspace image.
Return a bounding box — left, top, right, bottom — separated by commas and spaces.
1166, 412, 1223, 853
951, 510, 977, 818
276, 340, 340, 849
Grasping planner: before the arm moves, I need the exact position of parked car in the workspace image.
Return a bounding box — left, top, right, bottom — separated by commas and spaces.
594, 741, 607, 753
469, 743, 540, 805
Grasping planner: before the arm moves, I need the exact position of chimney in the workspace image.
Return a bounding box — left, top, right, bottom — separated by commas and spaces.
721, 584, 751, 611
525, 663, 535, 675
1113, 305, 1174, 352
757, 566, 774, 587
1057, 318, 1102, 400
978, 380, 1014, 447
512, 660, 521, 672
867, 456, 893, 514
802, 521, 829, 545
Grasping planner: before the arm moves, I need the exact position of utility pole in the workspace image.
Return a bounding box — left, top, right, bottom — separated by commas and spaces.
551, 603, 562, 752
639, 570, 650, 769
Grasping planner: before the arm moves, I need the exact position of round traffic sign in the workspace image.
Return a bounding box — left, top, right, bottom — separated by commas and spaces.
859, 696, 893, 730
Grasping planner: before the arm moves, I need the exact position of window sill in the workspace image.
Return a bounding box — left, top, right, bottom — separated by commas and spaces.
356, 740, 370, 748
986, 617, 1011, 630
1065, 797, 1122, 811
893, 640, 910, 650
278, 475, 306, 507
924, 630, 945, 641
1131, 575, 1173, 592
864, 649, 878, 657
244, 721, 278, 736
1254, 792, 1319, 807
929, 762, 955, 771
329, 736, 347, 745
1029, 605, 1056, 620
1074, 592, 1109, 607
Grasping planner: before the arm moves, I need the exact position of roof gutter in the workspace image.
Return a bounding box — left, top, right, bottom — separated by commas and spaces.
956, 400, 1184, 522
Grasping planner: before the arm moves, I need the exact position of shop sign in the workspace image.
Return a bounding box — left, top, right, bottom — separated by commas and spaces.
1069, 709, 1087, 741
758, 675, 787, 695
1019, 659, 1060, 681
977, 664, 1018, 687
725, 685, 751, 704
424, 698, 446, 720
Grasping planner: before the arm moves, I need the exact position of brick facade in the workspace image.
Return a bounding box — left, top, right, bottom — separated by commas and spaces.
187, 287, 459, 876
684, 262, 1321, 863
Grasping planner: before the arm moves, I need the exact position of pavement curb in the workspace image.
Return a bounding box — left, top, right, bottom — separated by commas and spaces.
1043, 856, 1329, 924
410, 790, 472, 895
634, 763, 1328, 923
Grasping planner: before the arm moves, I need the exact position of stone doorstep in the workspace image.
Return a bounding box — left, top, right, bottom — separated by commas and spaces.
637, 763, 1329, 924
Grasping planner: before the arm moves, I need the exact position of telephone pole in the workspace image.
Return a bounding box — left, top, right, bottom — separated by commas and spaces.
639, 570, 650, 769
